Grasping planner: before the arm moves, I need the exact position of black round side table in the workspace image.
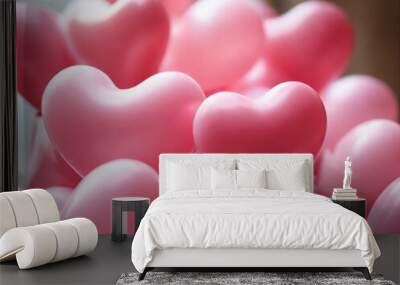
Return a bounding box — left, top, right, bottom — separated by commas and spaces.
111, 197, 150, 242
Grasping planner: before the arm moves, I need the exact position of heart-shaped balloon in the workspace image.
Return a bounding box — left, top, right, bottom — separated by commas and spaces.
161, 0, 193, 18
368, 177, 400, 234
46, 186, 73, 214
161, 0, 265, 92
264, 1, 354, 91
230, 59, 290, 96
16, 3, 75, 111
194, 82, 326, 155
42, 66, 205, 175
248, 0, 277, 19
65, 0, 169, 88
27, 117, 81, 189
62, 159, 158, 234
322, 75, 398, 150
317, 119, 400, 213
107, 0, 192, 19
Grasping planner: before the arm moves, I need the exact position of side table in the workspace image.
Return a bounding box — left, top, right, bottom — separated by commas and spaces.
332, 198, 366, 218
112, 197, 150, 242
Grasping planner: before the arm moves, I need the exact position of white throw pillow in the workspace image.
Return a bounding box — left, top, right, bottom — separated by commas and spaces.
167, 163, 210, 191
165, 159, 236, 192
237, 159, 307, 191
211, 168, 236, 190
236, 169, 267, 189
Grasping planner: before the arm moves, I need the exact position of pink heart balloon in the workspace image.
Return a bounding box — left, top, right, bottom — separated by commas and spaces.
107, 0, 193, 19
248, 0, 277, 19
264, 1, 354, 91
62, 159, 158, 234
230, 59, 290, 96
42, 66, 205, 175
46, 186, 73, 214
321, 75, 399, 150
16, 3, 75, 111
27, 117, 81, 189
161, 0, 265, 92
317, 119, 400, 213
194, 82, 327, 155
235, 86, 270, 99
368, 178, 400, 234
161, 0, 194, 18
65, 0, 169, 88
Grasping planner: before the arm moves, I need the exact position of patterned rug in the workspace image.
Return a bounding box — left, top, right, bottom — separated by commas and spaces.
116, 271, 396, 285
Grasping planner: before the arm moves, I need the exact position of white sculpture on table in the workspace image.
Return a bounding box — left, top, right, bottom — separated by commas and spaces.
342, 156, 352, 189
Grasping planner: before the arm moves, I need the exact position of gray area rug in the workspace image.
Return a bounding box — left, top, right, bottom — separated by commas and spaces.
116, 271, 396, 285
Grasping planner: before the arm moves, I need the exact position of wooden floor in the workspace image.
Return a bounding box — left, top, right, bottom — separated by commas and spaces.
0, 235, 398, 285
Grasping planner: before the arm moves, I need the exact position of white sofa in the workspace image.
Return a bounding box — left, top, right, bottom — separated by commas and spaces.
0, 189, 98, 269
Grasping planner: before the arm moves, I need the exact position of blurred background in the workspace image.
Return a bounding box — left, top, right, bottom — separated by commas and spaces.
16, 0, 399, 228
270, 0, 400, 99
13, 1, 400, 281
16, 0, 399, 201
19, 0, 400, 99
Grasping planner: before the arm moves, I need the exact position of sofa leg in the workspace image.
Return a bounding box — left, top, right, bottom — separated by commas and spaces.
138, 268, 148, 281
354, 267, 371, 280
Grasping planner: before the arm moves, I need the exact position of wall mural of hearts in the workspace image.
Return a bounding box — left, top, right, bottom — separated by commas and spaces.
65, 0, 170, 88
62, 159, 159, 234
16, 3, 75, 111
161, 0, 265, 92
317, 120, 400, 213
27, 118, 81, 189
321, 75, 399, 151
46, 186, 73, 214
263, 1, 354, 91
368, 178, 400, 234
193, 82, 326, 155
42, 66, 205, 175
16, 0, 400, 234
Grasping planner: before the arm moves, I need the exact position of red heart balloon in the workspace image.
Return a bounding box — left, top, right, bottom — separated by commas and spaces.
368, 178, 400, 234
65, 0, 169, 88
161, 0, 265, 92
42, 66, 205, 175
317, 120, 400, 213
16, 3, 75, 111
194, 82, 326, 156
27, 117, 81, 189
62, 159, 158, 234
264, 1, 354, 91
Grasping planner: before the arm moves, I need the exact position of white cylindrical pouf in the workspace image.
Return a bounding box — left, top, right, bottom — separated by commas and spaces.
24, 189, 60, 223
0, 226, 57, 269
64, 218, 98, 257
0, 196, 17, 237
42, 221, 79, 262
1, 192, 39, 227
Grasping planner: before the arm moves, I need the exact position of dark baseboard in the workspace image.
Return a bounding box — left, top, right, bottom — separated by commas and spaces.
0, 0, 18, 192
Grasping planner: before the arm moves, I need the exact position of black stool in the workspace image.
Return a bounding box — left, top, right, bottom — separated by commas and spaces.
111, 197, 149, 242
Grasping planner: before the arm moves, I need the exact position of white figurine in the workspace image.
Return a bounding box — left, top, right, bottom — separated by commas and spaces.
342, 156, 352, 189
